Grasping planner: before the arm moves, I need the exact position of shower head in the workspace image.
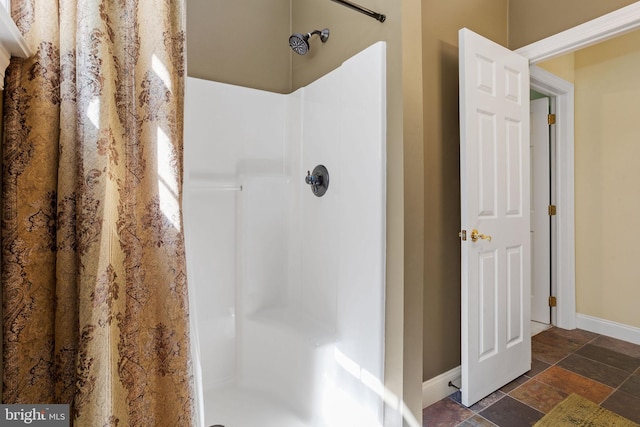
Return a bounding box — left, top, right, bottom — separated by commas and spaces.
289, 28, 330, 55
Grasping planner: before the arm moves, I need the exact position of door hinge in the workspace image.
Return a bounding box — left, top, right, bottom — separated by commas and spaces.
548, 205, 557, 216
458, 230, 467, 241
549, 296, 557, 307
548, 114, 556, 125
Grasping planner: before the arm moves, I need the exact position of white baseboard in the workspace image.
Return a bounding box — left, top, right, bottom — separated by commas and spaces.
576, 313, 640, 345
422, 365, 461, 409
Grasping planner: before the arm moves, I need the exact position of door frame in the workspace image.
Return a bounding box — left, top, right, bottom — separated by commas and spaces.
515, 2, 640, 64
513, 1, 640, 330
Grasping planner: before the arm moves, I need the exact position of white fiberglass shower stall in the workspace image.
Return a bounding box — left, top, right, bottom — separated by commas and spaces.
183, 42, 387, 427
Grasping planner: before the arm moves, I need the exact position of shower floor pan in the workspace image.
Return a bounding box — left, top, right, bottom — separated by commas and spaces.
204, 383, 309, 427
203, 310, 333, 427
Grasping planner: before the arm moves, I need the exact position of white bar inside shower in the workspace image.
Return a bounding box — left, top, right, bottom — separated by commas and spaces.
183, 41, 387, 427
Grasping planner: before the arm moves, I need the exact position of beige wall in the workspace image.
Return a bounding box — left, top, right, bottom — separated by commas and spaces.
187, 0, 292, 93
508, 0, 638, 49
573, 30, 640, 328
538, 54, 575, 84
291, 0, 389, 90
421, 0, 508, 381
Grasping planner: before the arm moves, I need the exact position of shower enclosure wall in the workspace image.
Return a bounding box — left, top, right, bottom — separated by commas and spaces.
183, 42, 387, 427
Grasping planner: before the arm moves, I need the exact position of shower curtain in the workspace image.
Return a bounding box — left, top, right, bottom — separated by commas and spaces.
2, 0, 194, 425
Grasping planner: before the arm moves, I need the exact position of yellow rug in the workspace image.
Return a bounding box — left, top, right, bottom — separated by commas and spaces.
534, 393, 639, 427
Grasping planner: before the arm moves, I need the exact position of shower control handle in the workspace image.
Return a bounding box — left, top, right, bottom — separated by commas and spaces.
305, 170, 324, 195
305, 170, 319, 187
305, 165, 330, 197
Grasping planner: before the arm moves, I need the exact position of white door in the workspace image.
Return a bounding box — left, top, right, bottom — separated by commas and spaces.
530, 97, 551, 324
459, 28, 531, 407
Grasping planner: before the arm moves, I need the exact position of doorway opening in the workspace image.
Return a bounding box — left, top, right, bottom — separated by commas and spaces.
530, 89, 555, 336
529, 65, 576, 331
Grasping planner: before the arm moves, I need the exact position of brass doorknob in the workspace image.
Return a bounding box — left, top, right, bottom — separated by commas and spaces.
470, 229, 492, 243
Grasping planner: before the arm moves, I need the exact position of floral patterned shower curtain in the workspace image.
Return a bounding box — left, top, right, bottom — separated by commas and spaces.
2, 0, 194, 424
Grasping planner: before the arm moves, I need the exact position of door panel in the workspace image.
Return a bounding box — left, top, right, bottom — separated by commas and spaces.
506, 245, 524, 346
459, 28, 531, 407
478, 250, 498, 360
477, 112, 497, 216
506, 119, 524, 216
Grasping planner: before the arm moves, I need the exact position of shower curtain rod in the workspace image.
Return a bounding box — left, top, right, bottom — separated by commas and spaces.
330, 0, 386, 22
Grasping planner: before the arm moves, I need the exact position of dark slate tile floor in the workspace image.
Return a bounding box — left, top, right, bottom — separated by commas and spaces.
422, 327, 640, 426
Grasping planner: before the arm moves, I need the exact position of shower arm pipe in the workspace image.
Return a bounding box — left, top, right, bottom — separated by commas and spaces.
330, 0, 386, 22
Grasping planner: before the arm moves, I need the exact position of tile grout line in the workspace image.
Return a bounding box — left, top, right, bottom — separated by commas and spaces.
454, 412, 498, 427
515, 332, 599, 416
535, 332, 640, 407
540, 363, 616, 395
553, 333, 640, 404
598, 364, 637, 405
579, 333, 640, 371
524, 331, 604, 411
560, 352, 632, 388
519, 331, 618, 414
